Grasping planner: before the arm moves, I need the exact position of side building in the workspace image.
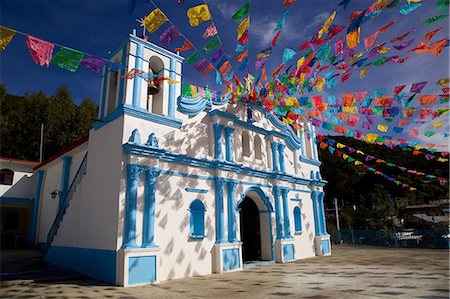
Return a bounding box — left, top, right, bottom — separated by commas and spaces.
30, 32, 330, 286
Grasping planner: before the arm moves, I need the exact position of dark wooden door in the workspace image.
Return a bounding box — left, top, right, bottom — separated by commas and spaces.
239, 196, 262, 262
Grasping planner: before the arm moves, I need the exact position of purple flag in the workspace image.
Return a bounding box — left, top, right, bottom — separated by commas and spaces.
343, 47, 355, 60
159, 25, 180, 46
348, 147, 356, 153
365, 155, 374, 161
410, 81, 428, 93
194, 58, 209, 72
80, 56, 107, 73
312, 118, 322, 127
211, 47, 224, 63
393, 39, 415, 50
255, 58, 268, 70
425, 154, 435, 160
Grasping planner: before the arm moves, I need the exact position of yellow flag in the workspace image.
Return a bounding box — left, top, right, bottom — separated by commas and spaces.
296, 57, 305, 68
356, 150, 365, 155
343, 106, 358, 114
0, 26, 16, 51
316, 77, 325, 92
347, 52, 364, 64
190, 85, 198, 98
141, 8, 168, 33
377, 124, 388, 132
360, 68, 369, 78
437, 157, 448, 162
342, 154, 349, 160
336, 143, 345, 149
187, 4, 212, 27
237, 16, 250, 39
377, 46, 390, 54
318, 11, 336, 38
436, 78, 449, 86
407, 0, 421, 3
409, 187, 416, 191
433, 122, 444, 128
414, 145, 423, 150
285, 97, 297, 107
377, 0, 389, 8
364, 133, 378, 143
354, 161, 363, 166
166, 77, 180, 85
346, 28, 360, 49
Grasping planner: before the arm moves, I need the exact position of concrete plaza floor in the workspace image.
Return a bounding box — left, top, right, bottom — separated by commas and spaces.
1, 245, 449, 298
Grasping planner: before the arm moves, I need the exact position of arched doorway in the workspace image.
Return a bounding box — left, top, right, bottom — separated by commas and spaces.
239, 196, 261, 262
238, 187, 274, 263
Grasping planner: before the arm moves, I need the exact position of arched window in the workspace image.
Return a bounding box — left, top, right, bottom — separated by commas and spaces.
189, 199, 205, 239
293, 207, 302, 232
148, 56, 165, 115
254, 135, 262, 160
0, 169, 14, 185
242, 131, 251, 157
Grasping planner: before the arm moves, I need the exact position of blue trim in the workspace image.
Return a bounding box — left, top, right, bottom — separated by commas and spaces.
213, 123, 224, 160
215, 178, 226, 243
168, 58, 176, 117
290, 198, 302, 202
123, 165, 141, 248
132, 43, 144, 108
311, 191, 321, 236
123, 104, 182, 128
271, 142, 279, 172
224, 127, 235, 162
321, 239, 331, 255
281, 188, 292, 238
128, 255, 156, 285
117, 45, 128, 109
100, 68, 108, 118
293, 207, 302, 232
45, 245, 116, 284
273, 186, 284, 239
185, 187, 208, 193
29, 170, 44, 244
177, 95, 209, 115
278, 143, 286, 173
223, 248, 240, 271
283, 244, 295, 261
59, 156, 72, 209
142, 169, 160, 248
123, 144, 324, 187
318, 192, 328, 236
299, 155, 322, 166
0, 197, 33, 203
129, 35, 184, 62
189, 199, 206, 239
227, 181, 238, 242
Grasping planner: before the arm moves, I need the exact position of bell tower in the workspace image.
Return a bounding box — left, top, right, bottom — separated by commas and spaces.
97, 29, 187, 133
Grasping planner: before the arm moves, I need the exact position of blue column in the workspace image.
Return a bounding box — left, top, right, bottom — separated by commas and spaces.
227, 181, 238, 242
215, 178, 226, 243
224, 127, 235, 162
311, 125, 318, 160
168, 58, 176, 117
123, 165, 141, 248
311, 191, 321, 236
271, 142, 279, 172
281, 188, 292, 238
142, 168, 161, 248
318, 192, 327, 235
278, 143, 286, 173
100, 68, 108, 118
132, 42, 144, 108
59, 156, 72, 208
273, 186, 284, 239
213, 124, 224, 160
29, 170, 44, 245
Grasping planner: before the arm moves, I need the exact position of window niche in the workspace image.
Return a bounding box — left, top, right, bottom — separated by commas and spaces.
254, 135, 262, 160
242, 131, 251, 158
148, 56, 165, 115
189, 199, 205, 240
294, 206, 302, 233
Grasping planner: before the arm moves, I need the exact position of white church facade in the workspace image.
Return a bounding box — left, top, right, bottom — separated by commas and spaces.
29, 32, 330, 286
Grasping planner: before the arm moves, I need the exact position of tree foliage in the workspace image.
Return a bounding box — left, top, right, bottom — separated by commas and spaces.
0, 84, 97, 161
319, 135, 449, 229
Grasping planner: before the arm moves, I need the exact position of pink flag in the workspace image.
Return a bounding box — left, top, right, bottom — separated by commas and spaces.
334, 38, 344, 55
393, 85, 406, 96
26, 35, 54, 67
364, 31, 378, 51
202, 23, 218, 39
408, 129, 419, 137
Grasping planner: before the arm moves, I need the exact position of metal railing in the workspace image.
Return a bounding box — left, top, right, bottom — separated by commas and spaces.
329, 228, 450, 249
45, 153, 88, 251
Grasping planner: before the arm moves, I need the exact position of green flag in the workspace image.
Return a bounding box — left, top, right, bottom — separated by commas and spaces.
424, 131, 436, 137
186, 51, 201, 64
232, 0, 250, 20
423, 14, 448, 25
203, 36, 221, 53
437, 0, 449, 10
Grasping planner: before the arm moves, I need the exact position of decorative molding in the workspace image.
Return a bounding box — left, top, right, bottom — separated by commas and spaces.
185, 187, 208, 193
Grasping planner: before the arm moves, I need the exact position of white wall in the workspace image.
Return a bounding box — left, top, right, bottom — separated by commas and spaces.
0, 160, 36, 198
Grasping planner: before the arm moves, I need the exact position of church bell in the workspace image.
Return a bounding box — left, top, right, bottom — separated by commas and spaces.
147, 69, 160, 95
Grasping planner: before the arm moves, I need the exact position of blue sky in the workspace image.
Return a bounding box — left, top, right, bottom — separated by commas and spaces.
1, 0, 449, 146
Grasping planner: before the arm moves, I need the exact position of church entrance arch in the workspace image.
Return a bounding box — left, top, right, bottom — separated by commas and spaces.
238, 187, 274, 263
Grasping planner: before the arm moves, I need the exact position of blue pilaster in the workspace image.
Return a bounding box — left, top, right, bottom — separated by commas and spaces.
132, 42, 144, 108
227, 181, 238, 242
271, 142, 279, 172
29, 170, 44, 245
318, 192, 327, 235
273, 186, 284, 239
311, 191, 320, 236
59, 156, 72, 208
100, 68, 108, 118
311, 126, 318, 160
215, 178, 226, 243
142, 168, 161, 248
168, 58, 176, 117
117, 45, 128, 108
278, 143, 286, 173
213, 124, 224, 160
123, 165, 141, 248
281, 188, 292, 238
224, 127, 235, 162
